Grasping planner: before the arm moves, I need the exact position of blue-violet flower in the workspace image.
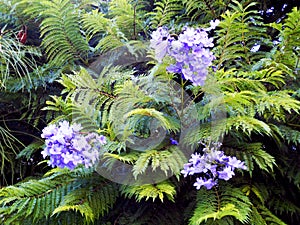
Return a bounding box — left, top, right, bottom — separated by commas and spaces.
41, 121, 106, 170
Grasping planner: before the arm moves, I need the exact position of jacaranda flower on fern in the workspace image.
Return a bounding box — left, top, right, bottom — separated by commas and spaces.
181, 141, 247, 190
41, 120, 106, 170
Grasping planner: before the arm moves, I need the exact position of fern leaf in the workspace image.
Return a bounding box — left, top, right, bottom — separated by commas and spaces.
0, 167, 118, 224
132, 146, 186, 179
251, 205, 287, 225
19, 0, 89, 66
189, 184, 251, 225
215, 0, 268, 69
148, 0, 183, 28
225, 116, 272, 136
121, 180, 176, 202
183, 0, 230, 21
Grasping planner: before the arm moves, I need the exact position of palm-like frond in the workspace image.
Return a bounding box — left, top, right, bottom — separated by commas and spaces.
0, 167, 118, 224
189, 184, 251, 225
148, 0, 184, 28
18, 0, 89, 66
214, 0, 269, 70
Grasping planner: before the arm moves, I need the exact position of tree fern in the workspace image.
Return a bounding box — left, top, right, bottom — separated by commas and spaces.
48, 66, 133, 130
82, 0, 147, 54
189, 184, 251, 225
270, 7, 300, 71
108, 0, 145, 38
148, 0, 184, 28
132, 146, 186, 179
0, 167, 118, 224
214, 0, 269, 70
18, 0, 89, 66
120, 180, 176, 202
224, 142, 276, 176
183, 0, 231, 22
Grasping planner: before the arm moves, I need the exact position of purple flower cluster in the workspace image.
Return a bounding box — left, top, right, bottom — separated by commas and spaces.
41, 121, 106, 170
150, 20, 219, 86
181, 141, 247, 190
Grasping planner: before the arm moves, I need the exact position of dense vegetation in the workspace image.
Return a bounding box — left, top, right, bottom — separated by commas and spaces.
0, 0, 299, 224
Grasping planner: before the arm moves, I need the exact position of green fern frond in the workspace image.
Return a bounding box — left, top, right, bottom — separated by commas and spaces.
110, 74, 182, 142
81, 9, 110, 41
0, 167, 118, 224
256, 91, 300, 122
214, 0, 268, 69
148, 0, 183, 28
278, 125, 300, 144
19, 0, 89, 66
103, 151, 139, 168
268, 197, 300, 219
270, 7, 300, 70
216, 68, 285, 92
124, 108, 180, 132
16, 140, 43, 161
121, 180, 176, 202
250, 204, 287, 225
241, 183, 269, 205
226, 142, 276, 175
82, 0, 146, 54
81, 9, 125, 53
225, 116, 271, 136
0, 172, 72, 223
189, 184, 251, 225
53, 180, 118, 223
53, 202, 94, 223
109, 0, 145, 38
132, 146, 186, 179
47, 66, 133, 130
183, 0, 231, 22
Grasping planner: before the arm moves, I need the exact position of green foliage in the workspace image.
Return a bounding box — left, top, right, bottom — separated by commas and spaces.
0, 167, 118, 224
270, 7, 300, 71
121, 180, 176, 202
249, 205, 287, 225
132, 146, 186, 179
81, 0, 147, 54
52, 66, 133, 130
16, 140, 43, 161
0, 26, 41, 88
0, 0, 20, 26
183, 0, 232, 22
1, 1, 300, 225
215, 0, 269, 69
148, 0, 184, 28
224, 142, 276, 176
0, 125, 24, 184
18, 0, 89, 66
189, 184, 251, 225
